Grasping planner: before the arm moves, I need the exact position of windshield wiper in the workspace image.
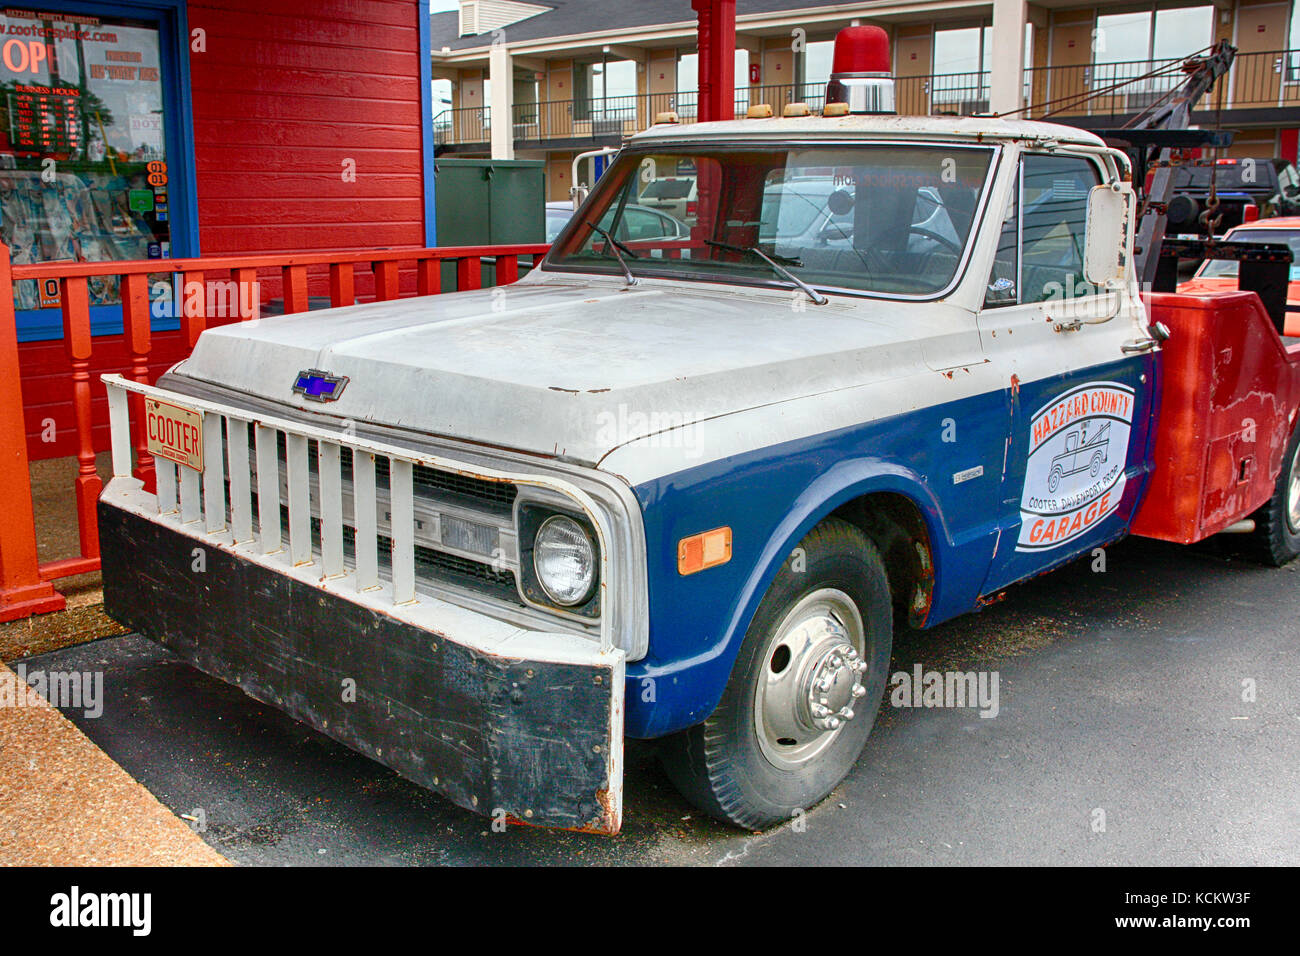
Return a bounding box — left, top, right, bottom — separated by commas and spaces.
703, 239, 828, 305
586, 221, 640, 287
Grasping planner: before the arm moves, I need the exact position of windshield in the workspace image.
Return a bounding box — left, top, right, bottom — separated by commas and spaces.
546, 145, 995, 296
1198, 229, 1300, 280
641, 178, 693, 199
1173, 163, 1278, 194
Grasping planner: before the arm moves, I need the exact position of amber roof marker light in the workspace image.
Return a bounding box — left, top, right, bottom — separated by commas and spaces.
825, 25, 896, 115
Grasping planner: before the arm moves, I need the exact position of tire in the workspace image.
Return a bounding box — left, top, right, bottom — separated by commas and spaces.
659, 518, 893, 830
1089, 452, 1103, 477
1048, 465, 1062, 493
1246, 420, 1300, 567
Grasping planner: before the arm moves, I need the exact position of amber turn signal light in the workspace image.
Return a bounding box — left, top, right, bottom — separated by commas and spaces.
678, 527, 732, 575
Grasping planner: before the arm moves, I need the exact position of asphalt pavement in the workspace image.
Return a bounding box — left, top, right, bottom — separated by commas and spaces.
21, 534, 1300, 865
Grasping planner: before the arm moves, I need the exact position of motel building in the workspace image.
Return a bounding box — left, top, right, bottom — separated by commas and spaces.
433, 0, 1300, 203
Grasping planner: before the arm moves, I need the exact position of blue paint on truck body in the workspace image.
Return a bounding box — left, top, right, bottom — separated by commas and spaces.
621, 353, 1158, 739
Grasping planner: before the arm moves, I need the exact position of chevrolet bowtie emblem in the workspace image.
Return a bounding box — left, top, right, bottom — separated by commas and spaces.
292, 369, 349, 402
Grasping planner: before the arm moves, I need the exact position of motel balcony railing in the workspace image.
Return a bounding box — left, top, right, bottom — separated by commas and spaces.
432, 49, 1300, 150
1023, 48, 1300, 121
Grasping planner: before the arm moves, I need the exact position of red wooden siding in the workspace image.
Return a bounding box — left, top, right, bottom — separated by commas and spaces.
21, 329, 228, 461
187, 0, 428, 254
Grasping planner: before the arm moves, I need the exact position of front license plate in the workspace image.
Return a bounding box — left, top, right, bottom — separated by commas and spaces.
144, 398, 204, 472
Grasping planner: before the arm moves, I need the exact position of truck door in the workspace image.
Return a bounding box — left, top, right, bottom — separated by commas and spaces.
978, 151, 1158, 595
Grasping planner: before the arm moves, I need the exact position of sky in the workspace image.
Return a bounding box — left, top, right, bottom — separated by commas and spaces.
430, 0, 459, 13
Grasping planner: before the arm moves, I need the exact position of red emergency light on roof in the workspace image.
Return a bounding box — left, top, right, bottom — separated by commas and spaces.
825, 25, 896, 115
831, 25, 891, 74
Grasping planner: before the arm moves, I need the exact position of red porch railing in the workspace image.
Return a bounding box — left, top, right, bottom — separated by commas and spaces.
0, 241, 550, 622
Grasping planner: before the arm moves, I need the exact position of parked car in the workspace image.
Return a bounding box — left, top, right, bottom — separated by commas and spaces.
545, 200, 689, 244
635, 175, 697, 221
1167, 158, 1288, 232
1178, 216, 1300, 336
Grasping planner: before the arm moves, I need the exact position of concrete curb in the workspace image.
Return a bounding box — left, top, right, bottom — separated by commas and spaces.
0, 660, 228, 866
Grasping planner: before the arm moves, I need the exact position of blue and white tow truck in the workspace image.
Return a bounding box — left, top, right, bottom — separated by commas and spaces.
98, 32, 1300, 833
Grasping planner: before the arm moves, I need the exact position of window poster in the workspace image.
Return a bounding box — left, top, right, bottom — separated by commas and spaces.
0, 7, 172, 314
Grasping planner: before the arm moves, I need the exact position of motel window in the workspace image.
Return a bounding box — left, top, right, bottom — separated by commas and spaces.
1092, 7, 1213, 110
0, 6, 186, 340
675, 49, 749, 118
1289, 2, 1300, 81
932, 26, 991, 113
432, 78, 452, 113
928, 23, 1033, 114
801, 40, 834, 96
576, 58, 636, 121
1093, 7, 1214, 89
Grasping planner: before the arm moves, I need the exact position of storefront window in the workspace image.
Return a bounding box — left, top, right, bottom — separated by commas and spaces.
0, 7, 174, 320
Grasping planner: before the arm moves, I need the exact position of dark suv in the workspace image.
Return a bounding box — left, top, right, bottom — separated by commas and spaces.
1167, 158, 1300, 233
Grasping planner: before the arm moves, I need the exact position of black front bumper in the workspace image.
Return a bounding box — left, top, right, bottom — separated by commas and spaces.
99, 499, 620, 832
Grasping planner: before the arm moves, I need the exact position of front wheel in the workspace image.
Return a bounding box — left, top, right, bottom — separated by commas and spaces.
1246, 421, 1300, 566
659, 518, 893, 830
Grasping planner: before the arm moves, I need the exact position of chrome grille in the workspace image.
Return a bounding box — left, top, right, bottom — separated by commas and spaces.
223, 424, 525, 608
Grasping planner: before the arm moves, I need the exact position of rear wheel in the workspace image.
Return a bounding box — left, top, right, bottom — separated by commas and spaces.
1246, 421, 1300, 566
659, 518, 893, 830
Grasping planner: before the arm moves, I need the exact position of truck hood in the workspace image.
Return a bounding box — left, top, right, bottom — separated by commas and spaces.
173, 278, 977, 465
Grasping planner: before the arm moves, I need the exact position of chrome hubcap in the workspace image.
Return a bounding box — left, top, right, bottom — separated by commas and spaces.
754, 588, 869, 770
1288, 440, 1300, 534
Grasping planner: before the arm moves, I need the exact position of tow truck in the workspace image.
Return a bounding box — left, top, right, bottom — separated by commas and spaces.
97, 29, 1300, 833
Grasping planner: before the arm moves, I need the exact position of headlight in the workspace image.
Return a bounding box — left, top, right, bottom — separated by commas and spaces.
533, 514, 597, 606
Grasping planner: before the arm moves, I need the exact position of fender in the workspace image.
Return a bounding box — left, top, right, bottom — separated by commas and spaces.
619, 397, 1007, 738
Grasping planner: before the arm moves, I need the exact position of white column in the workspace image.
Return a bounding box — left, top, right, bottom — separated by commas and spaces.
989, 0, 1028, 115
489, 42, 514, 160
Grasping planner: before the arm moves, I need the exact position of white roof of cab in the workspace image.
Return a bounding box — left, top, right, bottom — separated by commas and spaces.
631, 113, 1106, 148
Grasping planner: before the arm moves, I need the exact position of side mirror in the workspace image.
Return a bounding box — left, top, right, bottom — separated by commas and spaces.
1084, 183, 1135, 287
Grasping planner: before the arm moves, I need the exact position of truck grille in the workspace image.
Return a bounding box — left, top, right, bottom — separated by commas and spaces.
358, 449, 518, 513
323, 513, 519, 604
197, 420, 529, 611
240, 503, 523, 606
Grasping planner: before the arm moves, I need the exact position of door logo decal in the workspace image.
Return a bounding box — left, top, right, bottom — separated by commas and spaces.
1017, 381, 1134, 551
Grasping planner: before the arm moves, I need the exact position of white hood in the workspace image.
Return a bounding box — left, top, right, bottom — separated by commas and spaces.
172, 277, 977, 465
